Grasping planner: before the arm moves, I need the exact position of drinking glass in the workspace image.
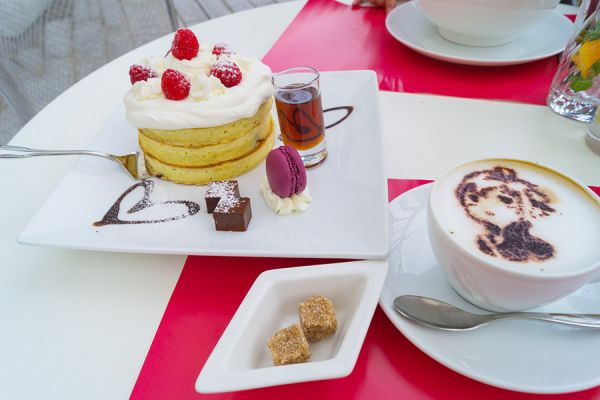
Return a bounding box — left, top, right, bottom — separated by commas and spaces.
272, 67, 327, 168
575, 0, 600, 30
587, 107, 600, 154
548, 4, 600, 122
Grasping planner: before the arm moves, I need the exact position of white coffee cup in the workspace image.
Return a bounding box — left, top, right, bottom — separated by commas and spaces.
418, 0, 559, 47
428, 159, 600, 312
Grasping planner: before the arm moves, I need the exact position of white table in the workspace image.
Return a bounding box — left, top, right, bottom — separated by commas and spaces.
1, 2, 595, 399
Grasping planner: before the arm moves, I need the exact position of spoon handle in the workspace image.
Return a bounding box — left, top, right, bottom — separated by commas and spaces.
494, 312, 600, 328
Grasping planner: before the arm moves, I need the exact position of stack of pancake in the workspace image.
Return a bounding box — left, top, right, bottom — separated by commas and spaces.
139, 98, 274, 185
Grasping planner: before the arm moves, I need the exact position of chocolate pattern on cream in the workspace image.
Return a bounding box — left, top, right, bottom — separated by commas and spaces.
455, 166, 556, 262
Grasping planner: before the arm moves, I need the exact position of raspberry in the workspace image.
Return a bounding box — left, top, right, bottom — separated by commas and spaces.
171, 28, 199, 60
210, 61, 242, 88
212, 42, 234, 57
129, 64, 157, 85
161, 69, 190, 100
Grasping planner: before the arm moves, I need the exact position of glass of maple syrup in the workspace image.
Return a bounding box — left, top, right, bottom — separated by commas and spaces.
272, 67, 327, 167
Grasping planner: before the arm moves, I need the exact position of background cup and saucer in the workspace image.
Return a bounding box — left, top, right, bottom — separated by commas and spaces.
385, 0, 573, 66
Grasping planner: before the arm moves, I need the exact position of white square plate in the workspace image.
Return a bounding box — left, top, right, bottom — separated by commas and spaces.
195, 260, 388, 393
18, 71, 388, 259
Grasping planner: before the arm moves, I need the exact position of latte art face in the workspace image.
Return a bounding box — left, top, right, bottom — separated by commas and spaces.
431, 160, 600, 275
455, 166, 556, 262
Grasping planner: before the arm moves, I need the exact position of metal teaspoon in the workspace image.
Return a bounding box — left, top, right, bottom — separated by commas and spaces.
393, 295, 600, 331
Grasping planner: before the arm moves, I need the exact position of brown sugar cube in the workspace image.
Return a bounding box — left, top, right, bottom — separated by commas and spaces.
205, 180, 240, 213
213, 196, 251, 232
267, 324, 311, 366
298, 295, 337, 342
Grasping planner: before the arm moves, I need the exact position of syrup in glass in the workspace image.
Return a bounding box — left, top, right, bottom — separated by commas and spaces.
275, 86, 325, 151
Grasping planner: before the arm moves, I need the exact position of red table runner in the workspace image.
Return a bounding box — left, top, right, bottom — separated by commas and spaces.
262, 0, 569, 105
131, 180, 600, 399
131, 3, 592, 397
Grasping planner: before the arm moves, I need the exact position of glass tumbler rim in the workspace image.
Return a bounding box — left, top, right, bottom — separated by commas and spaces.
271, 66, 320, 91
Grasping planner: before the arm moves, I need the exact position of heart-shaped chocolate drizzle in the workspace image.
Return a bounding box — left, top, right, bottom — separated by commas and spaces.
93, 179, 200, 227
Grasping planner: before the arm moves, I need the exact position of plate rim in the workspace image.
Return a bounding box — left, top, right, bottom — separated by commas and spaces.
385, 2, 573, 67
379, 182, 600, 394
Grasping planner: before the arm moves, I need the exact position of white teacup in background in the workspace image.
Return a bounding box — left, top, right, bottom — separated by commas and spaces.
418, 0, 560, 47
428, 159, 600, 312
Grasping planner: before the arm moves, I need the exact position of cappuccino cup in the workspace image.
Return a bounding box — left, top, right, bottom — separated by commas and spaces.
428, 159, 600, 312
418, 0, 559, 47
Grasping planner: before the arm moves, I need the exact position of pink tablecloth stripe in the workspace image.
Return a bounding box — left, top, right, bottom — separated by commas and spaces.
130, 180, 600, 400
262, 0, 570, 105
131, 4, 591, 396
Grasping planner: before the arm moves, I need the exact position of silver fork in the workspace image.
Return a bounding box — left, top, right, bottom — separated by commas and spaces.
0, 145, 149, 180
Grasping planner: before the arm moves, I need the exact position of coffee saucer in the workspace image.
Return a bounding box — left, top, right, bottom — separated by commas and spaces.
385, 2, 573, 66
380, 183, 600, 394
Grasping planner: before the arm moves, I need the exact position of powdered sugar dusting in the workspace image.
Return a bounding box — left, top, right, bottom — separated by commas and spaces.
210, 59, 242, 87
213, 59, 237, 72
212, 42, 234, 58
207, 181, 237, 199
93, 179, 201, 226
214, 195, 241, 213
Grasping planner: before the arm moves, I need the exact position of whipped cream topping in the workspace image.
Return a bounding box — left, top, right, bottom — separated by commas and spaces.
124, 44, 274, 130
260, 176, 312, 215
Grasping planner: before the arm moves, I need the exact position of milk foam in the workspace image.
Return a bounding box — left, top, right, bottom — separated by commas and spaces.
431, 160, 600, 275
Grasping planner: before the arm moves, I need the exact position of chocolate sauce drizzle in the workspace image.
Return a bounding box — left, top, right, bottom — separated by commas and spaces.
93, 179, 200, 227
454, 166, 556, 262
94, 105, 356, 228
278, 111, 321, 144
324, 106, 354, 130
276, 106, 355, 144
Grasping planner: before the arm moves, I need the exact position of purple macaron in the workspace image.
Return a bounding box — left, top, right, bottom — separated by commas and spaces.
266, 145, 307, 198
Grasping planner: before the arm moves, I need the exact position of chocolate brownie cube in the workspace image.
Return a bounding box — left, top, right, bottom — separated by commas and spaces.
213, 196, 251, 232
205, 180, 240, 213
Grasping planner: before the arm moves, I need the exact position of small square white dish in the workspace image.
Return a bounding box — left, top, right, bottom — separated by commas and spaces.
195, 260, 389, 393
18, 70, 388, 259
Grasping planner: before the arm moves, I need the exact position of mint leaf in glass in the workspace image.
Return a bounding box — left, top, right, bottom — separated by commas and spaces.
591, 60, 600, 77
569, 75, 594, 92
